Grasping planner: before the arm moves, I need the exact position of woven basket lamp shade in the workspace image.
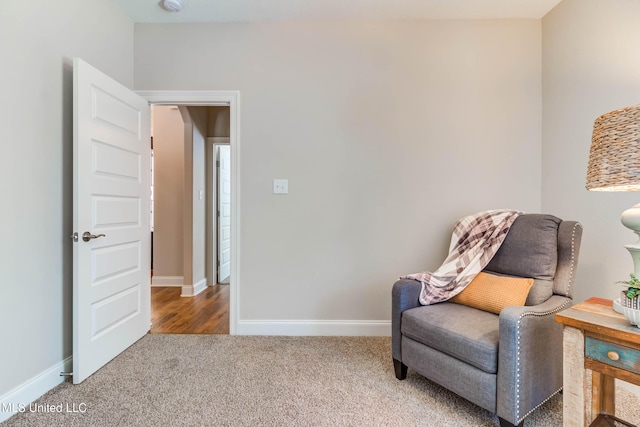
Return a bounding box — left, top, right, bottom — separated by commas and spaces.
586, 105, 640, 191
586, 104, 640, 277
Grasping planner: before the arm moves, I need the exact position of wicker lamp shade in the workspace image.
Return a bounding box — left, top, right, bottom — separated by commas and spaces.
586, 104, 640, 191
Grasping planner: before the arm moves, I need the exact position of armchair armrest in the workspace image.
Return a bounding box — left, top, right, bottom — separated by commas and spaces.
497, 295, 573, 425
391, 279, 422, 361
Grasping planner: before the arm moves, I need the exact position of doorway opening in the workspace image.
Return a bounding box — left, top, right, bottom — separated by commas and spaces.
150, 105, 231, 334
142, 92, 239, 335
72, 63, 240, 384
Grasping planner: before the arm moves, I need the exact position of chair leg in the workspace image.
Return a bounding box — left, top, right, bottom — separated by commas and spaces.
498, 417, 524, 427
393, 358, 407, 380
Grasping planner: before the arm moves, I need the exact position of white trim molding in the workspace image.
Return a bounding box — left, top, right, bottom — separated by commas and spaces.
138, 90, 240, 335
236, 320, 391, 336
181, 278, 207, 297
138, 90, 240, 106
0, 357, 72, 423
150, 276, 184, 287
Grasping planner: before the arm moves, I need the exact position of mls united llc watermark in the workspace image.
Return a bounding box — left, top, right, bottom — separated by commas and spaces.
3, 402, 87, 414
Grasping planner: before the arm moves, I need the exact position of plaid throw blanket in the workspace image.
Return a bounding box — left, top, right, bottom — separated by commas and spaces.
403, 209, 522, 305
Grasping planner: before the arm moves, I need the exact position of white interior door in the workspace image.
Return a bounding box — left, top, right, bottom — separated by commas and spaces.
217, 144, 231, 283
73, 58, 151, 384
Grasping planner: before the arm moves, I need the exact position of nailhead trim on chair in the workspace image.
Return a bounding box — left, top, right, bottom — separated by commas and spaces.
513, 300, 572, 424
512, 222, 581, 423
512, 222, 581, 422
519, 386, 563, 423
563, 222, 582, 297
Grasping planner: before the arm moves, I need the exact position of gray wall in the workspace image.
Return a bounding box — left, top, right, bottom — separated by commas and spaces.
542, 0, 640, 303
0, 0, 133, 405
135, 20, 543, 321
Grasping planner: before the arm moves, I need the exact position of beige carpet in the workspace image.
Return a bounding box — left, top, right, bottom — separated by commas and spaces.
3, 335, 640, 426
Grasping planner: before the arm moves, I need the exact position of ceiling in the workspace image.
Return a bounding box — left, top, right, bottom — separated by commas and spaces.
110, 0, 563, 23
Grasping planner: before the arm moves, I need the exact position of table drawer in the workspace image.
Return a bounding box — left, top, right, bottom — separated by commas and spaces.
585, 336, 640, 374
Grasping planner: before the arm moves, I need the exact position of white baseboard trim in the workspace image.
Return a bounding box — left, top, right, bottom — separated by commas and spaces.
151, 276, 183, 287
181, 278, 207, 297
236, 320, 391, 336
0, 356, 72, 423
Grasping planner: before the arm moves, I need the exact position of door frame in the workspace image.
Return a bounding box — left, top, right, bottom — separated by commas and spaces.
137, 90, 240, 335
207, 138, 231, 286
215, 142, 231, 283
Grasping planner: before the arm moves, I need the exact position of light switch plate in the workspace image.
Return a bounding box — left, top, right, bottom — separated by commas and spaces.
273, 179, 288, 194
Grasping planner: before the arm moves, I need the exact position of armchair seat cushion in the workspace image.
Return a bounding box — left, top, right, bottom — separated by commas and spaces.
401, 302, 499, 374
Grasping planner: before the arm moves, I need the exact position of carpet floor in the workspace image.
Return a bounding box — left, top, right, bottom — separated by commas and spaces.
3, 335, 640, 426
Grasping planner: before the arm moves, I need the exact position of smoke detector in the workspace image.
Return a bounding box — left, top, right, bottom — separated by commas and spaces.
161, 0, 183, 12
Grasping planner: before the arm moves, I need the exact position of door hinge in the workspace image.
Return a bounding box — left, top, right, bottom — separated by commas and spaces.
217, 210, 220, 217
70, 232, 79, 242
216, 160, 220, 167
217, 260, 220, 267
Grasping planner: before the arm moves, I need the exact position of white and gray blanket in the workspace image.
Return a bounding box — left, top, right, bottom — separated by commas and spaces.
403, 209, 522, 305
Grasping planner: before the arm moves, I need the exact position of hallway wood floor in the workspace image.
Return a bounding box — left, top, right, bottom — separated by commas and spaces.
150, 285, 230, 334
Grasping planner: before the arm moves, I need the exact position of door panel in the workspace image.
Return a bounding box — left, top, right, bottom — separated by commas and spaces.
73, 58, 150, 384
93, 196, 140, 228
92, 140, 141, 180
217, 144, 231, 283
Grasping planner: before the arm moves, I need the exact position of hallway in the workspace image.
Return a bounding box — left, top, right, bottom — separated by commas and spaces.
150, 285, 230, 334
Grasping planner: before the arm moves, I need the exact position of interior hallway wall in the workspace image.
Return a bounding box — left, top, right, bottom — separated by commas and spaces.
208, 106, 231, 137
152, 106, 185, 282
189, 106, 208, 287
180, 106, 208, 292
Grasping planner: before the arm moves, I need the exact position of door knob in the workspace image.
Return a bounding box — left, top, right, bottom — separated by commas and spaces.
82, 232, 106, 242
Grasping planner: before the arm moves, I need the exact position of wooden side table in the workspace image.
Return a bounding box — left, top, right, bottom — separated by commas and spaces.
556, 297, 640, 427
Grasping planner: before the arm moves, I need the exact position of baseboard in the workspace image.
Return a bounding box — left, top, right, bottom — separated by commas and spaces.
151, 276, 183, 287
236, 320, 391, 336
181, 278, 207, 297
0, 356, 72, 423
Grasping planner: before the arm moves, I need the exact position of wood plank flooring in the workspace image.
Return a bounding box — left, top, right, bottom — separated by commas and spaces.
150, 285, 229, 334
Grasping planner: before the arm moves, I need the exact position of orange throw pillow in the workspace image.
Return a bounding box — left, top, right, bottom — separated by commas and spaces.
449, 272, 533, 314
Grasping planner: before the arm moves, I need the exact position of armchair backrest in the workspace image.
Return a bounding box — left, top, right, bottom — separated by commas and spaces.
483, 214, 583, 303
553, 219, 583, 298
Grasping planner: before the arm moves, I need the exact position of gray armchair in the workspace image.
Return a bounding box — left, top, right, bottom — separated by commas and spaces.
392, 214, 582, 427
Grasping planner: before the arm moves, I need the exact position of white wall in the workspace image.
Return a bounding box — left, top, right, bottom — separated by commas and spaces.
542, 0, 640, 303
135, 20, 543, 325
0, 0, 133, 417
152, 106, 185, 280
